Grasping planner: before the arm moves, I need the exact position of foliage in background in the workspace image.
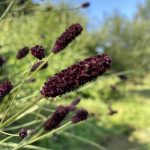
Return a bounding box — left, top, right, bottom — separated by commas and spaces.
0, 0, 150, 150
94, 0, 150, 73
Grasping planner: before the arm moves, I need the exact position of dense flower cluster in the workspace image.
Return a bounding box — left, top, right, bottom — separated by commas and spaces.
31, 45, 45, 60
19, 128, 27, 139
53, 23, 83, 53
41, 54, 112, 98
0, 81, 13, 100
44, 105, 69, 130
81, 2, 90, 8
16, 47, 29, 59
72, 109, 88, 123
30, 61, 48, 72
0, 56, 6, 67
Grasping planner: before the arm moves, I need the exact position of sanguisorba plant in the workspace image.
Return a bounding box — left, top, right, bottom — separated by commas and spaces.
0, 20, 111, 149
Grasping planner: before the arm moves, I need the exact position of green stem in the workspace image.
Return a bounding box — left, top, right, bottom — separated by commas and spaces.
0, 0, 16, 22
4, 119, 41, 131
1, 60, 36, 124
0, 131, 18, 136
0, 142, 52, 150
0, 135, 15, 143
63, 132, 107, 150
0, 96, 43, 129
10, 53, 54, 94
13, 122, 71, 150
10, 59, 17, 80
29, 53, 54, 79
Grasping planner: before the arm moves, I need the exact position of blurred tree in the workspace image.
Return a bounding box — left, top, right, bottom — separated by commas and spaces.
95, 1, 150, 73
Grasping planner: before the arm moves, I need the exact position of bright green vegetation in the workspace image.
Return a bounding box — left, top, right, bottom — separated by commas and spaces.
0, 0, 150, 149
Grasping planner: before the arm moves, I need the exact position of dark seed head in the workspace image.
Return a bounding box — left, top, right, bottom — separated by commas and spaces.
53, 23, 83, 53
81, 2, 90, 8
44, 105, 69, 130
41, 54, 112, 98
30, 61, 48, 72
31, 45, 45, 60
16, 47, 29, 59
19, 128, 27, 139
72, 109, 88, 124
0, 81, 13, 100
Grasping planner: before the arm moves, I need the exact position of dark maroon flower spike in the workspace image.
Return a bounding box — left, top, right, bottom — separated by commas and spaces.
69, 97, 81, 111
0, 81, 13, 100
31, 45, 45, 60
44, 105, 69, 130
41, 54, 112, 98
81, 2, 90, 8
30, 61, 48, 72
72, 109, 88, 124
19, 128, 27, 139
53, 23, 83, 53
16, 47, 30, 59
0, 56, 6, 67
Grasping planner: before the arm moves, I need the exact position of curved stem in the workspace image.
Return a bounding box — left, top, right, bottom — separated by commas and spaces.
29, 53, 54, 79
13, 122, 71, 150
63, 132, 107, 150
1, 60, 36, 124
0, 0, 16, 22
0, 96, 42, 129
0, 130, 18, 136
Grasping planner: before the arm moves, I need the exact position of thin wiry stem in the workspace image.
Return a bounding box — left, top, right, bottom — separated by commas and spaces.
0, 135, 15, 143
9, 53, 54, 95
10, 59, 18, 80
28, 52, 54, 79
1, 60, 37, 124
13, 122, 72, 150
0, 0, 16, 22
0, 142, 53, 150
4, 119, 41, 131
63, 132, 107, 150
0, 96, 43, 129
0, 130, 18, 136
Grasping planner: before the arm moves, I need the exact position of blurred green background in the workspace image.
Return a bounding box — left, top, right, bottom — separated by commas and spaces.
0, 0, 150, 149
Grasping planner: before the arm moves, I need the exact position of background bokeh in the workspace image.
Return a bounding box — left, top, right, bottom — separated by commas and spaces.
0, 0, 150, 149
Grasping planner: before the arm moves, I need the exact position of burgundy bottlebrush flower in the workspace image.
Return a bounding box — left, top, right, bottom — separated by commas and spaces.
81, 2, 90, 8
0, 56, 6, 67
19, 128, 27, 139
41, 54, 112, 98
0, 81, 13, 100
72, 109, 88, 123
69, 97, 81, 111
16, 47, 29, 59
30, 61, 48, 72
53, 23, 83, 53
44, 105, 69, 130
31, 45, 45, 60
